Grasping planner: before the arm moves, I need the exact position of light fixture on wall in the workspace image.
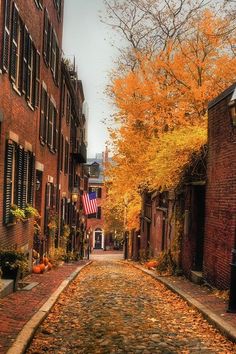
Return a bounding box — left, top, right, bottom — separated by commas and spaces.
228, 87, 236, 127
71, 192, 78, 203
71, 188, 79, 203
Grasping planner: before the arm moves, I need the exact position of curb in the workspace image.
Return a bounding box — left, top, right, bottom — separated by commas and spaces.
7, 261, 93, 354
132, 263, 236, 343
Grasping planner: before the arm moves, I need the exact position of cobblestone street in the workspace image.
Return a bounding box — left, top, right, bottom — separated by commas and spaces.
27, 258, 236, 354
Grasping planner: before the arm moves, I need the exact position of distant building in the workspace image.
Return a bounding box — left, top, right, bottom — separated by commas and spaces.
86, 147, 113, 250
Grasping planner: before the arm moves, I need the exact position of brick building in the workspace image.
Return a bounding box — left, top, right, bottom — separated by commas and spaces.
0, 0, 87, 266
86, 147, 113, 250
204, 83, 236, 289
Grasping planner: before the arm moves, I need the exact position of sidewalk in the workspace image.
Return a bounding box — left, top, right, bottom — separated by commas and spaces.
0, 260, 91, 354
133, 263, 236, 343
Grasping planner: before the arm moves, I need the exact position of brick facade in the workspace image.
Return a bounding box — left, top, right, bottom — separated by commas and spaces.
0, 0, 88, 266
204, 83, 236, 289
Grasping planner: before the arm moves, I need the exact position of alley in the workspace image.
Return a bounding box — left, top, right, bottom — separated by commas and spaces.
27, 258, 236, 354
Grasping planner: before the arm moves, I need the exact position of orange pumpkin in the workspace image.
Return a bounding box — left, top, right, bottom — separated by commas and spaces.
43, 257, 49, 266
39, 263, 46, 273
146, 261, 158, 269
33, 265, 41, 274
47, 262, 52, 270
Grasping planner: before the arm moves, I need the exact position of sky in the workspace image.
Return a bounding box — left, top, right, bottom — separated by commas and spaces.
63, 0, 120, 158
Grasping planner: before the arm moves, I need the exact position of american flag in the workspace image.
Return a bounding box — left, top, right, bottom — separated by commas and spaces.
82, 192, 98, 215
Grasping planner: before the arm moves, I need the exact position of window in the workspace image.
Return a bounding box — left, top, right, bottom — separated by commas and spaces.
87, 206, 101, 220
43, 10, 60, 84
4, 140, 35, 224
54, 0, 62, 20
39, 86, 49, 144
97, 206, 101, 219
66, 92, 71, 125
39, 87, 58, 152
60, 134, 64, 172
44, 182, 56, 233
10, 4, 22, 88
2, 2, 40, 107
2, 0, 11, 72
34, 0, 43, 9
89, 187, 102, 198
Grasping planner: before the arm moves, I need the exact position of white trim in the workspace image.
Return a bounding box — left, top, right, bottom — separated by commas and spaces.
8, 131, 19, 143
35, 161, 44, 171
93, 229, 104, 249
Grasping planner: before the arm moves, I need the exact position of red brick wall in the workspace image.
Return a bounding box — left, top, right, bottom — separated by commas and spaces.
0, 0, 64, 252
204, 86, 236, 289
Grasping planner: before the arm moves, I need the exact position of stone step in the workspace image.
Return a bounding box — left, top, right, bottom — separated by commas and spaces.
0, 279, 14, 298
191, 270, 204, 285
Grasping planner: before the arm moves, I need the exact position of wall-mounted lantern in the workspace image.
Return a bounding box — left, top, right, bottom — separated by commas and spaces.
228, 87, 236, 127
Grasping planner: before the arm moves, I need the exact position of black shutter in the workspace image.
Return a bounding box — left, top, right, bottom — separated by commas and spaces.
39, 86, 45, 142
55, 44, 60, 85
26, 37, 32, 101
34, 51, 40, 107
61, 81, 65, 117
53, 108, 58, 151
44, 91, 49, 143
44, 183, 49, 233
2, 0, 11, 72
4, 140, 14, 224
47, 100, 53, 148
43, 9, 48, 63
60, 133, 64, 171
22, 150, 28, 209
16, 145, 24, 207
97, 188, 102, 198
28, 152, 35, 205
22, 26, 28, 94
10, 3, 19, 82
50, 30, 56, 74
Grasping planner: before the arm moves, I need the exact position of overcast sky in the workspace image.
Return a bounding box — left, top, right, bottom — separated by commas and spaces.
63, 0, 120, 158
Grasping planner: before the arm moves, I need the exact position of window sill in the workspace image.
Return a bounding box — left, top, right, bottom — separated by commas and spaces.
12, 84, 22, 96
27, 102, 35, 111
6, 221, 17, 227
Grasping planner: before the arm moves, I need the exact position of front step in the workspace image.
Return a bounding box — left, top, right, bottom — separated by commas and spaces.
191, 270, 204, 285
0, 279, 14, 298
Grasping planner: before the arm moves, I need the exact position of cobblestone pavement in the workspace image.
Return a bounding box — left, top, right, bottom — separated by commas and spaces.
27, 260, 236, 354
0, 261, 88, 354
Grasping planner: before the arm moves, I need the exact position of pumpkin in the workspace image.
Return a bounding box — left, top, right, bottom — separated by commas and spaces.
47, 262, 52, 270
43, 257, 49, 266
39, 263, 46, 273
146, 261, 158, 269
33, 265, 41, 274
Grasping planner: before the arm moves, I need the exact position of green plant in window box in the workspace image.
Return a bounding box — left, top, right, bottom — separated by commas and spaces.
10, 204, 25, 223
24, 204, 40, 219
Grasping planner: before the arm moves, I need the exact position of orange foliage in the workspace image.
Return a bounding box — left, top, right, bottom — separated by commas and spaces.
105, 9, 236, 229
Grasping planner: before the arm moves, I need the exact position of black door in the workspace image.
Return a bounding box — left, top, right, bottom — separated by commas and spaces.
95, 232, 102, 249
194, 186, 205, 271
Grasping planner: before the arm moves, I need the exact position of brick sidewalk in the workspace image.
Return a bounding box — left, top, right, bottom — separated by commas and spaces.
134, 264, 236, 342
0, 261, 88, 354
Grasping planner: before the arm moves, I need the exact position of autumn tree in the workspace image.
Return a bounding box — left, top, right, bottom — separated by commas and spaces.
104, 1, 236, 231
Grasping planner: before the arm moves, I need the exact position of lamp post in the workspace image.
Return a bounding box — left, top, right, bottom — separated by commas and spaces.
227, 88, 236, 312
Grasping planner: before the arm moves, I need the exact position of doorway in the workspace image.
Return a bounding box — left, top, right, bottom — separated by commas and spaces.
193, 185, 206, 271
94, 229, 103, 249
